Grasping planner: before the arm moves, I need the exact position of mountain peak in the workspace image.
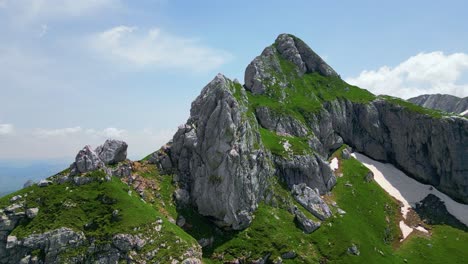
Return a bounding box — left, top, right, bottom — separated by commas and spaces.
275, 33, 338, 77
244, 33, 339, 95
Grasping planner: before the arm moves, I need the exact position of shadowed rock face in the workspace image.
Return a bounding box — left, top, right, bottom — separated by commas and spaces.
408, 94, 468, 115
309, 99, 468, 203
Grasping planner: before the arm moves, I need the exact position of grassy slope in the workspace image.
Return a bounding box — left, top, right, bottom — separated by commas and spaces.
0, 166, 197, 261
199, 147, 468, 263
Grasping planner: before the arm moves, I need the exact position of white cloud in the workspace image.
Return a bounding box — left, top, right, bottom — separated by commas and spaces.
84, 127, 127, 138
34, 126, 83, 137
0, 127, 174, 160
0, 124, 14, 135
89, 26, 232, 71
2, 0, 120, 22
34, 126, 127, 138
346, 52, 468, 99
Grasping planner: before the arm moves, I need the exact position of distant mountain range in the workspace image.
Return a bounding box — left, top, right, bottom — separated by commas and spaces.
408, 94, 468, 115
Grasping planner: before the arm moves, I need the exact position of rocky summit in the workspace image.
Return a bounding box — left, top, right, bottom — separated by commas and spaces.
1, 34, 468, 263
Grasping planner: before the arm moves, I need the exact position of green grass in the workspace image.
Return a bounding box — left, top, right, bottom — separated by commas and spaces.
309, 157, 401, 264
259, 127, 311, 157
9, 176, 158, 239
380, 95, 447, 118
207, 203, 319, 263
396, 225, 468, 264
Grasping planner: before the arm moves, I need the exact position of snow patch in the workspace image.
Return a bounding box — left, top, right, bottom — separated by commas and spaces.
351, 152, 468, 241
399, 221, 413, 240
330, 157, 339, 171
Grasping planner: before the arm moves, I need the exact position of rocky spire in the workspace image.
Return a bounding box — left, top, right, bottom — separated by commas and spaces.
244, 33, 338, 95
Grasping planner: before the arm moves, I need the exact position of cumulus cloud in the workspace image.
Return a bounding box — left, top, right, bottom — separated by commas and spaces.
346, 52, 468, 99
0, 124, 14, 135
89, 26, 232, 71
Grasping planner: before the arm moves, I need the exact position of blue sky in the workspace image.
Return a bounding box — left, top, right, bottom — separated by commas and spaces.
0, 0, 467, 161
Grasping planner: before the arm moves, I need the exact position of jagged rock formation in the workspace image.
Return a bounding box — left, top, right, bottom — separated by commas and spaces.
70, 139, 128, 176
408, 94, 468, 115
156, 75, 274, 230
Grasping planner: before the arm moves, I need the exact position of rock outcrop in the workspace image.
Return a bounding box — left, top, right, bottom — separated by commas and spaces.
70, 145, 104, 175
95, 139, 128, 165
69, 140, 129, 179
408, 94, 468, 115
291, 184, 332, 221
157, 74, 274, 230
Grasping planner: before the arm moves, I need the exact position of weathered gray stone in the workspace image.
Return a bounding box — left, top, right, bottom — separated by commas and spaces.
292, 184, 332, 221
111, 162, 132, 178
182, 258, 202, 264
348, 244, 360, 256
73, 176, 94, 186
177, 215, 186, 227
112, 234, 135, 252
6, 236, 17, 249
341, 147, 351, 160
4, 203, 22, 213
160, 74, 273, 230
294, 208, 320, 234
95, 139, 128, 165
275, 154, 336, 194
255, 106, 309, 137
71, 145, 104, 175
10, 195, 22, 203
281, 251, 297, 259
38, 179, 52, 187
26, 208, 39, 219
174, 188, 190, 206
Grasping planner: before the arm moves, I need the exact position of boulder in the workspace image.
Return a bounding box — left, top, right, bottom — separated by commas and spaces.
292, 184, 332, 220
95, 139, 128, 165
348, 244, 360, 256
294, 208, 320, 234
10, 195, 22, 203
71, 145, 104, 175
112, 234, 135, 252
281, 251, 297, 259
26, 208, 39, 219
38, 179, 52, 187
